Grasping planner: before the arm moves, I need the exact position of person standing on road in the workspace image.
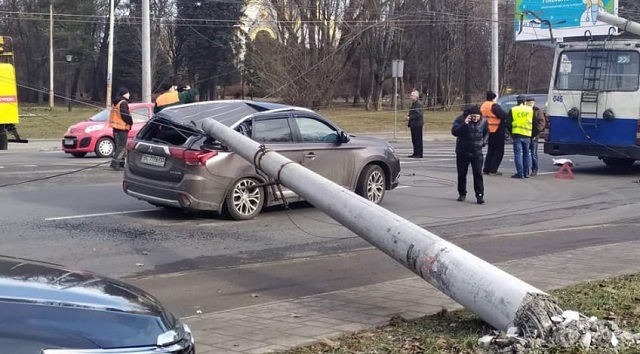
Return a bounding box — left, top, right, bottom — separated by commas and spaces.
452, 105, 489, 204
481, 91, 509, 176
525, 96, 546, 177
154, 82, 199, 113
406, 90, 424, 158
507, 96, 534, 179
109, 87, 132, 171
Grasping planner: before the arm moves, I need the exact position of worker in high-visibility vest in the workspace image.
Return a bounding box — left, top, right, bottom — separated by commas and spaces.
507, 96, 534, 179
154, 82, 199, 114
108, 87, 132, 171
525, 96, 546, 177
480, 91, 509, 176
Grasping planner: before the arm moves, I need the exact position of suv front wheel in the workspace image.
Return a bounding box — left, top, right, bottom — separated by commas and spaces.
224, 177, 265, 220
356, 164, 386, 205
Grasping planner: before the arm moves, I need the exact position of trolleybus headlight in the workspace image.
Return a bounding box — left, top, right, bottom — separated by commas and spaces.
568, 107, 580, 119
603, 109, 615, 121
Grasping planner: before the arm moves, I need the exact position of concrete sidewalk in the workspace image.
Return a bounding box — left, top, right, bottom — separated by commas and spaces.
185, 240, 640, 354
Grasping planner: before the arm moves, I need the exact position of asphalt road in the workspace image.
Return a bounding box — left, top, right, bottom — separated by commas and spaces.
1, 139, 640, 317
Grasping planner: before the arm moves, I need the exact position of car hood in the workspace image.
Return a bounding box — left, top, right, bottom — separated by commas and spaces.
68, 121, 107, 133
0, 256, 175, 324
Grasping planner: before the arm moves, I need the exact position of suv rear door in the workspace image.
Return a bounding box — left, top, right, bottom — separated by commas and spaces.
250, 114, 303, 200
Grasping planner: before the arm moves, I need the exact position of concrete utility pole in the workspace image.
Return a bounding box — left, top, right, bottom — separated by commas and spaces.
141, 0, 151, 103
598, 12, 640, 35
49, 2, 54, 109
491, 0, 499, 95
200, 118, 562, 335
106, 0, 115, 109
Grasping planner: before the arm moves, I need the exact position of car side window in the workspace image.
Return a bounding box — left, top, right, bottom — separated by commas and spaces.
131, 107, 150, 123
252, 117, 293, 143
295, 117, 338, 143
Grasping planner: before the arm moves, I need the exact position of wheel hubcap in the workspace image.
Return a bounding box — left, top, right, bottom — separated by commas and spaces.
99, 140, 114, 156
366, 171, 384, 203
232, 179, 261, 216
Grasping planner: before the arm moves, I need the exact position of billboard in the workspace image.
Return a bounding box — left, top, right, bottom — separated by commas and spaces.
515, 0, 618, 42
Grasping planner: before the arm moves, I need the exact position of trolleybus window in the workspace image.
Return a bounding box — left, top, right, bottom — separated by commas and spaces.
554, 50, 640, 92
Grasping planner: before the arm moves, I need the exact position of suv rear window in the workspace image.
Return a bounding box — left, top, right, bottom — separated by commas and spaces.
136, 118, 201, 146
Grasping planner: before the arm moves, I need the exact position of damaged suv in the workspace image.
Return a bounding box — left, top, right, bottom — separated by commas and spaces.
122, 100, 401, 220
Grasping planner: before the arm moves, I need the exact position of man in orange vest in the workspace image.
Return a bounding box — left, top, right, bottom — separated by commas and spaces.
108, 87, 132, 171
154, 82, 199, 114
481, 91, 509, 176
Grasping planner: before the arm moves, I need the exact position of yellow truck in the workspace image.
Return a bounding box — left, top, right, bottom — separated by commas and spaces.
0, 36, 23, 150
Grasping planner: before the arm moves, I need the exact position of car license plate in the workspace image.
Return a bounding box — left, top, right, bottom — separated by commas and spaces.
64, 139, 74, 146
140, 154, 166, 167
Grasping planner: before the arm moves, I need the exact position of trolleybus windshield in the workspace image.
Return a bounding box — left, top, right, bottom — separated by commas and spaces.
554, 50, 640, 92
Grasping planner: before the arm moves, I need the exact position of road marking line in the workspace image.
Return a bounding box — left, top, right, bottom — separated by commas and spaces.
395, 185, 411, 189
452, 224, 613, 240
45, 208, 158, 221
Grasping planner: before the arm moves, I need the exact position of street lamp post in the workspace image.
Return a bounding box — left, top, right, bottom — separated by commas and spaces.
65, 54, 73, 112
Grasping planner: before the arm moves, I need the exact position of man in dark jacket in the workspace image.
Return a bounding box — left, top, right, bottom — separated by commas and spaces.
406, 90, 424, 158
108, 87, 133, 171
451, 105, 489, 204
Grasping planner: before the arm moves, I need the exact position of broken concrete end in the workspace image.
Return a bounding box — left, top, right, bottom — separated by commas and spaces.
514, 292, 563, 339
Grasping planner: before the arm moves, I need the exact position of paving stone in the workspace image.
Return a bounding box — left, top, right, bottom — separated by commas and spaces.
245, 344, 289, 354
282, 324, 341, 337
264, 334, 317, 347
196, 333, 242, 347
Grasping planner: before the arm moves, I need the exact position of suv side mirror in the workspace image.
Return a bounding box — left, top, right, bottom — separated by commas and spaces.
340, 131, 350, 144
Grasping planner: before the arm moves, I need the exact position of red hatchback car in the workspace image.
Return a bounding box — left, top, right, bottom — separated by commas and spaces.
62, 103, 154, 158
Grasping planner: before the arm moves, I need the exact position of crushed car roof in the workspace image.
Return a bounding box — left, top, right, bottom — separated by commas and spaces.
156, 100, 291, 127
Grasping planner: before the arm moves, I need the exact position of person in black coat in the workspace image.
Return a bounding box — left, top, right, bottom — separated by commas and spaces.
451, 105, 489, 204
406, 91, 424, 158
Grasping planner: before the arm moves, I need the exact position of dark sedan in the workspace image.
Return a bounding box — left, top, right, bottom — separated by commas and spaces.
0, 256, 194, 354
123, 100, 401, 220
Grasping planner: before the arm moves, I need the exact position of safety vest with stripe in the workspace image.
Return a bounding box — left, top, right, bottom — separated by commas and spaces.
155, 91, 180, 110
480, 101, 501, 133
511, 104, 533, 137
109, 100, 131, 131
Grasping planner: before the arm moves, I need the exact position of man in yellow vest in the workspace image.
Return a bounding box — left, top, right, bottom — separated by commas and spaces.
154, 83, 199, 114
507, 96, 534, 179
481, 91, 508, 176
525, 96, 546, 176
108, 87, 132, 171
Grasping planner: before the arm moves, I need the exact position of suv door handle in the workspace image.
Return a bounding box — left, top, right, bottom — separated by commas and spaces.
304, 152, 316, 160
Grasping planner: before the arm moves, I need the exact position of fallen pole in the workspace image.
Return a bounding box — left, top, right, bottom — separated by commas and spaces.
201, 118, 562, 336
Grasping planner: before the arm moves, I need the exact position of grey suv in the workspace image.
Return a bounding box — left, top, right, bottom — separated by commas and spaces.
123, 100, 401, 220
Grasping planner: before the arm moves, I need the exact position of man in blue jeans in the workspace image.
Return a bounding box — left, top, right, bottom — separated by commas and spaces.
525, 96, 546, 176
507, 96, 533, 179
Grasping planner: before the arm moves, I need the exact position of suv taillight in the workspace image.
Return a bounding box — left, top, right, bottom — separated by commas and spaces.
126, 140, 137, 152
169, 147, 218, 165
